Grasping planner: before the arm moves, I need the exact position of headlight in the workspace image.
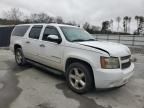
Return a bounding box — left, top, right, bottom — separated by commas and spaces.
100, 56, 120, 69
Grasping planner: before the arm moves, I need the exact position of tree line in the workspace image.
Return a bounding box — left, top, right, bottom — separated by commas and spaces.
101, 16, 144, 35
0, 8, 144, 35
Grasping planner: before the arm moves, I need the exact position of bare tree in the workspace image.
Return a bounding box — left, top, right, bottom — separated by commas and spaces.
128, 17, 131, 33
83, 22, 90, 30
135, 16, 139, 34
30, 13, 55, 23
138, 16, 144, 35
134, 16, 144, 35
116, 17, 121, 32
91, 25, 101, 31
37, 13, 49, 23
66, 21, 78, 26
123, 16, 129, 33
110, 19, 113, 31
101, 21, 111, 33
3, 8, 22, 24
55, 16, 64, 24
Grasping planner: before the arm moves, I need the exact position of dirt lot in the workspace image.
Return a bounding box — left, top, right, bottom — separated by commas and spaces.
0, 49, 144, 108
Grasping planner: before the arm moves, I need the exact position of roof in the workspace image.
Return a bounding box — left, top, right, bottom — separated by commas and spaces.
0, 25, 15, 28
15, 23, 78, 28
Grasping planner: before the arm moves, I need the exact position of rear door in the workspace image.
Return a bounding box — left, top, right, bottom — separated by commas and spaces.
23, 25, 43, 61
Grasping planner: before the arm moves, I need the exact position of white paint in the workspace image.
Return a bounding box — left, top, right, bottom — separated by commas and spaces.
10, 24, 134, 89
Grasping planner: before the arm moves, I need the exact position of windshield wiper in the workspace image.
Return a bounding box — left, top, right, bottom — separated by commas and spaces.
71, 39, 86, 42
85, 39, 96, 41
71, 39, 96, 42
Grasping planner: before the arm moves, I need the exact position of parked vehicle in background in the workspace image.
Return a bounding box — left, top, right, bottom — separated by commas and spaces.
10, 24, 134, 94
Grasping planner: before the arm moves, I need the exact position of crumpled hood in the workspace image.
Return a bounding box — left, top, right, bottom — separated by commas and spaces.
78, 41, 131, 57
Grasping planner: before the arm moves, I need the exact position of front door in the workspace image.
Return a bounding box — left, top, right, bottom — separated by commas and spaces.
38, 26, 64, 70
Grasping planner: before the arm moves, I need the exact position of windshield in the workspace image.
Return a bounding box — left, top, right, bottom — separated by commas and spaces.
60, 26, 96, 42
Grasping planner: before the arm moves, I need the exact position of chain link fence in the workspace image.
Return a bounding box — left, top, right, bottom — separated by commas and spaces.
93, 34, 144, 46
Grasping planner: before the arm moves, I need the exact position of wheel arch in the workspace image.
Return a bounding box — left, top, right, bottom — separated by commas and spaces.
65, 58, 91, 70
65, 58, 95, 81
65, 57, 95, 88
14, 44, 22, 53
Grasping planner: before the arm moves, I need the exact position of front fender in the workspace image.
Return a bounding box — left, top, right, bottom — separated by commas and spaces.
63, 48, 102, 72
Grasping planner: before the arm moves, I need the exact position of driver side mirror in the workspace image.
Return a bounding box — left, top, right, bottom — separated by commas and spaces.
46, 35, 62, 44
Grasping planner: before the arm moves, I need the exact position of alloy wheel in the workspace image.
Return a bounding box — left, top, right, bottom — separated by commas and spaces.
69, 67, 86, 90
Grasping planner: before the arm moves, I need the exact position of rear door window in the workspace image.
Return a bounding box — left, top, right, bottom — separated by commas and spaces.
12, 25, 30, 36
29, 25, 43, 39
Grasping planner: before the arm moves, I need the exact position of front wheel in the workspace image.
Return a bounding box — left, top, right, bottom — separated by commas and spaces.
15, 48, 26, 66
66, 62, 94, 94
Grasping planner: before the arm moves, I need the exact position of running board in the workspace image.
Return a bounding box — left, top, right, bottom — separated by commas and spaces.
26, 59, 64, 76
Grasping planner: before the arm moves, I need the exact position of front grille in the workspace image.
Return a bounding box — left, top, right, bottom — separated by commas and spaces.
121, 55, 131, 69
122, 61, 131, 69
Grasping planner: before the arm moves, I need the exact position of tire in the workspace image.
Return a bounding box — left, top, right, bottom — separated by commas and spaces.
66, 62, 94, 94
15, 48, 26, 66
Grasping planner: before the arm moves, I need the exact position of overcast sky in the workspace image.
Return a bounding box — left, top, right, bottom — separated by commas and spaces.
0, 0, 144, 32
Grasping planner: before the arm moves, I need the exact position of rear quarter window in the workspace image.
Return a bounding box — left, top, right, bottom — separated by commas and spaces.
12, 25, 30, 37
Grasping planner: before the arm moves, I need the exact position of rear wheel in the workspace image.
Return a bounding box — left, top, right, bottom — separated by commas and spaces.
66, 62, 94, 94
15, 48, 26, 66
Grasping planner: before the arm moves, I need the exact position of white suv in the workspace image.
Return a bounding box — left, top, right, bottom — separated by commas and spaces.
10, 24, 134, 94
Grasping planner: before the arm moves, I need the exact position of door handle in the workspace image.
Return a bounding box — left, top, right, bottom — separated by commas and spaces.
26, 41, 30, 44
40, 44, 45, 47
